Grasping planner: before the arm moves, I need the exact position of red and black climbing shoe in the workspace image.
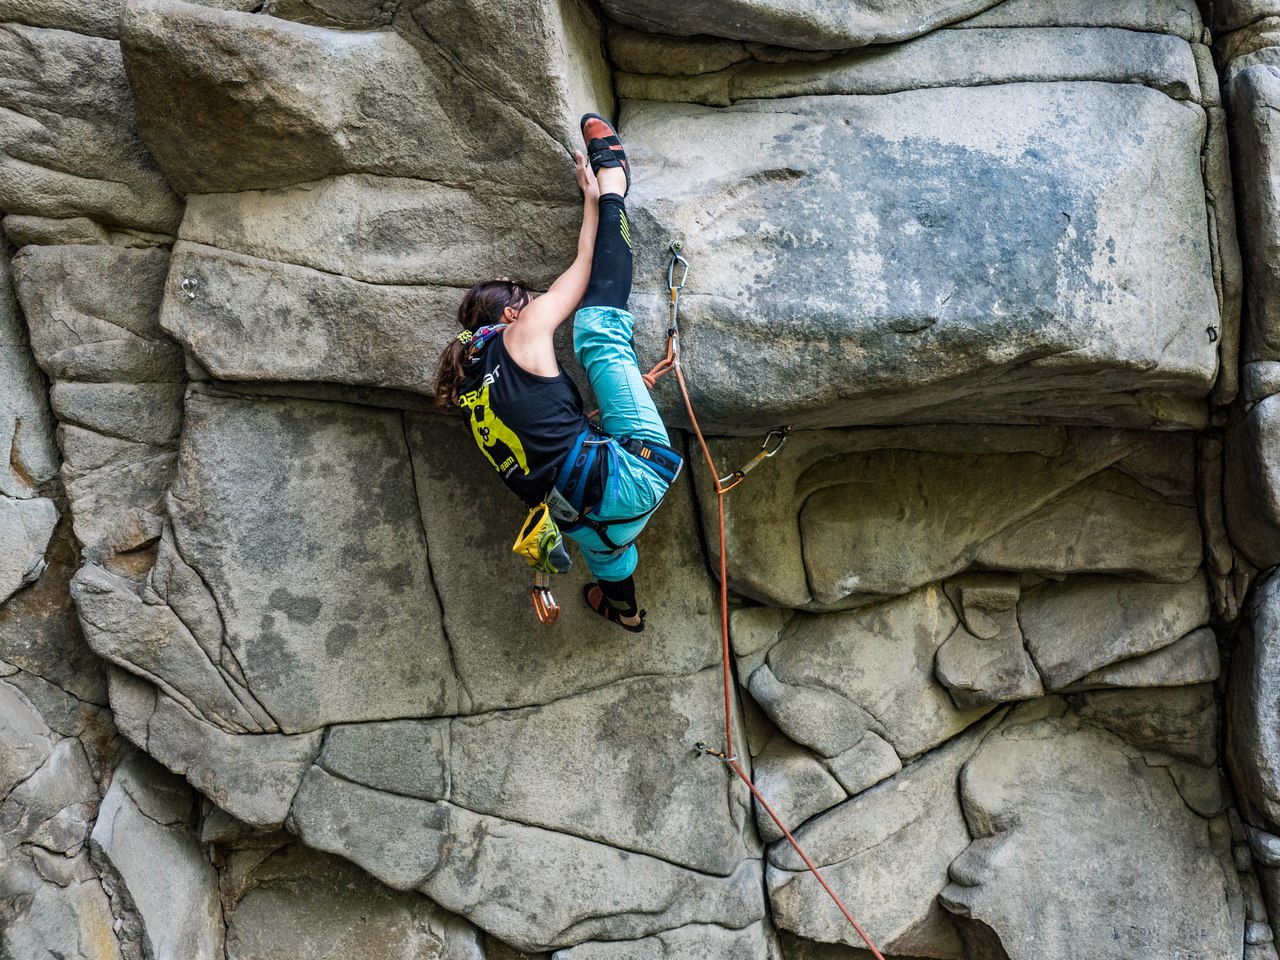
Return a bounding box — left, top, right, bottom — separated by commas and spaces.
580, 112, 630, 196
583, 582, 646, 633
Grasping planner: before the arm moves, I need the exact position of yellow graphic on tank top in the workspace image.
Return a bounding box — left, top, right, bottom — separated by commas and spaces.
458, 381, 529, 478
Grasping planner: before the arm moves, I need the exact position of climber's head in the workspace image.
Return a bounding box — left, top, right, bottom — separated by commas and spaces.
433, 279, 532, 409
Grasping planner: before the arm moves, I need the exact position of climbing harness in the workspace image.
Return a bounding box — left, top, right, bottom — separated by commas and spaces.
526, 408, 685, 615
655, 242, 885, 959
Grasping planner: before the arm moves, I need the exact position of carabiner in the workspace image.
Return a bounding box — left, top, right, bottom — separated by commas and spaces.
531, 571, 560, 625
667, 241, 689, 293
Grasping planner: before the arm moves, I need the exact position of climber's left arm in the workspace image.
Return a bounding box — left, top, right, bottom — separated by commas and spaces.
505, 152, 599, 355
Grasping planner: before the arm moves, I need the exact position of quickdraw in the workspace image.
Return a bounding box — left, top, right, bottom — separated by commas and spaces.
719, 427, 790, 493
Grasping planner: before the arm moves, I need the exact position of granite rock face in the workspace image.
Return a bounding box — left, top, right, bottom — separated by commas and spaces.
2, 0, 1275, 956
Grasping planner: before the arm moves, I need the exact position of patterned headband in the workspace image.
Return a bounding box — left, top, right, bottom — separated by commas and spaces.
458, 323, 507, 353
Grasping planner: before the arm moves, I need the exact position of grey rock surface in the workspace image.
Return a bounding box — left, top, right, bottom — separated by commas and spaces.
762, 586, 990, 759
768, 714, 1006, 956
177, 177, 582, 288
750, 734, 847, 843
822, 732, 902, 797
167, 388, 457, 732
161, 242, 462, 392
1071, 684, 1220, 767
1230, 571, 1280, 835
223, 842, 488, 960
551, 922, 779, 959
12, 243, 183, 563
1227, 58, 1280, 366
0, 0, 1269, 955
1060, 626, 1221, 691
1019, 574, 1211, 690
0, 496, 58, 603
110, 668, 321, 828
597, 0, 1004, 50
961, 0, 1202, 36
0, 253, 59, 499
942, 707, 1241, 959
0, 22, 181, 232
623, 83, 1219, 433
73, 561, 272, 733
620, 26, 1203, 106
1228, 394, 1280, 568
747, 662, 877, 758
935, 574, 1042, 709
120, 0, 599, 200
320, 668, 755, 876
699, 427, 1201, 609
291, 765, 767, 952
90, 752, 224, 960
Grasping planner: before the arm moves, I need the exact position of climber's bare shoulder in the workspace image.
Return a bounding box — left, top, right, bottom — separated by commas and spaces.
502, 296, 561, 377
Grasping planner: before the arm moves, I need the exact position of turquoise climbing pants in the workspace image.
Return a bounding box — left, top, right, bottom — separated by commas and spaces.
566, 304, 672, 580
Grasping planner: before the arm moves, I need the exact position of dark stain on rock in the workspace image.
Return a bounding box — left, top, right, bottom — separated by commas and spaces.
599, 682, 690, 838
269, 587, 322, 624
325, 622, 358, 656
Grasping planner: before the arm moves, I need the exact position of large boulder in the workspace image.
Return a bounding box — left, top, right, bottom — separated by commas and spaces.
222, 842, 488, 960
1018, 573, 1211, 690
1227, 393, 1280, 568
616, 25, 1204, 106
1230, 571, 1280, 836
291, 765, 767, 952
0, 254, 59, 499
120, 0, 608, 199
0, 496, 57, 604
698, 426, 1200, 609
749, 585, 991, 759
1227, 54, 1280, 369
12, 244, 184, 564
0, 22, 181, 231
597, 0, 1005, 50
315, 668, 756, 876
767, 713, 1006, 957
89, 752, 224, 960
942, 706, 1241, 960
621, 82, 1219, 432
160, 387, 458, 732
108, 667, 322, 829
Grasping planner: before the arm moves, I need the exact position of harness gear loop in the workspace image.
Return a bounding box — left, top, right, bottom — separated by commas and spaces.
718, 426, 792, 493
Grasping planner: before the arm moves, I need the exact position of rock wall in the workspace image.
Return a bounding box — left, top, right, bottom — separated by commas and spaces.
2, 0, 1278, 957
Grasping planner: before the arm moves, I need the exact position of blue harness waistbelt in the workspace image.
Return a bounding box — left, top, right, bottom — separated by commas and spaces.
550, 425, 684, 551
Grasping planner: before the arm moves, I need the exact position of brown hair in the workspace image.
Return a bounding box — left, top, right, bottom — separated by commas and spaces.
433, 279, 531, 409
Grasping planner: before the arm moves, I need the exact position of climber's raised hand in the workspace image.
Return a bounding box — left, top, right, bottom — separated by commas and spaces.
575, 149, 599, 203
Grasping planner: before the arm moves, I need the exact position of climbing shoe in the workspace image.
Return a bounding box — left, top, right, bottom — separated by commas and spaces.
583, 582, 646, 633
580, 112, 630, 196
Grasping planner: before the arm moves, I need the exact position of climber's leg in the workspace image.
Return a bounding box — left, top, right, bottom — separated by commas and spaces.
574, 194, 668, 447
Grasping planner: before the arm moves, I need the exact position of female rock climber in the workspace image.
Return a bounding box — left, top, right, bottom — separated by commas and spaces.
432, 114, 683, 633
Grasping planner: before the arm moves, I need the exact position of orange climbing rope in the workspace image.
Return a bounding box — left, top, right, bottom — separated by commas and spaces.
641, 244, 886, 960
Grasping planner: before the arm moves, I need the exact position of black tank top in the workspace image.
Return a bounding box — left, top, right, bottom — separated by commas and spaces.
457, 333, 605, 508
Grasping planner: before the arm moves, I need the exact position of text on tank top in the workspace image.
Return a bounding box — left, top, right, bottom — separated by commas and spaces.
457, 332, 605, 508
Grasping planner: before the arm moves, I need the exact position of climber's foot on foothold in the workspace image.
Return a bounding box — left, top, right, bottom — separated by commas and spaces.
584, 582, 645, 632
580, 113, 630, 197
